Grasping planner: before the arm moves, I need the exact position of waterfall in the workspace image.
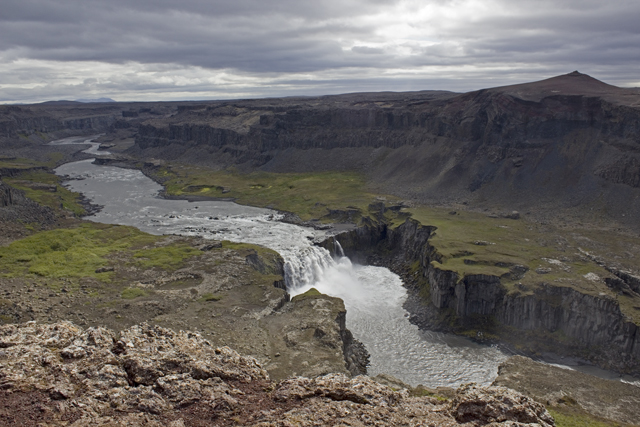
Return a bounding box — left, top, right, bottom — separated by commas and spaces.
282, 238, 354, 296
334, 239, 345, 257
283, 245, 337, 294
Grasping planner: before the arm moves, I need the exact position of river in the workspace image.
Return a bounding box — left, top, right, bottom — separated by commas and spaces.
53, 136, 511, 387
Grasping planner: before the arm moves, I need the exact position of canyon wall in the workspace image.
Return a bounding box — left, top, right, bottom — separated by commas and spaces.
326, 218, 640, 375
0, 105, 118, 138
128, 73, 640, 229
0, 181, 18, 207
2, 73, 640, 227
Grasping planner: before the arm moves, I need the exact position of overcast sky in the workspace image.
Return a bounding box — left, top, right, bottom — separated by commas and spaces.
1, 0, 638, 103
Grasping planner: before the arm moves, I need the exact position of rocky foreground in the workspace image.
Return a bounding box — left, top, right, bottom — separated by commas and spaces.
0, 321, 554, 427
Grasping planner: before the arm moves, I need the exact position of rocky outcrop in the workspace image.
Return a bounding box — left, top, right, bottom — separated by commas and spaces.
494, 356, 640, 425
596, 156, 640, 187
0, 228, 364, 381
0, 181, 56, 225
327, 218, 640, 376
0, 321, 555, 426
0, 181, 16, 207
263, 290, 370, 380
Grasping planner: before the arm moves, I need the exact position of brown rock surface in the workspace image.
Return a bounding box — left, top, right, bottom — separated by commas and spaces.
493, 356, 640, 425
0, 321, 555, 426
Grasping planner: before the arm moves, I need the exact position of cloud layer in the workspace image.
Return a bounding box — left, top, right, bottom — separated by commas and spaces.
1, 0, 638, 103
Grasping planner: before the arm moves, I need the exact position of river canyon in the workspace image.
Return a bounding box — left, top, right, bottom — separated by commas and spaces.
54, 136, 508, 388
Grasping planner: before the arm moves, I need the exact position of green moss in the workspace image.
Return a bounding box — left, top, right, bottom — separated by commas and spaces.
290, 288, 324, 302
198, 293, 223, 302
121, 288, 148, 299
0, 158, 45, 170
300, 287, 322, 297
132, 245, 202, 269
221, 240, 272, 254
152, 165, 393, 221
548, 408, 630, 427
0, 223, 169, 280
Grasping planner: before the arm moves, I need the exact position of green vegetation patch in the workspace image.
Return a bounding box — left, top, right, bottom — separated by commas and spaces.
548, 408, 631, 427
198, 293, 223, 302
0, 157, 46, 170
132, 245, 202, 270
6, 169, 87, 216
0, 223, 186, 280
292, 287, 323, 300
155, 165, 388, 221
0, 152, 67, 169
121, 287, 148, 299
406, 207, 612, 288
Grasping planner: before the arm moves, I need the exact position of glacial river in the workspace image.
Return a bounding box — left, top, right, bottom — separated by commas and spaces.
53, 136, 512, 387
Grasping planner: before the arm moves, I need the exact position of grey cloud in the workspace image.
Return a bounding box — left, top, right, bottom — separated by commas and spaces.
2, 0, 638, 73
0, 0, 639, 103
0, 1, 385, 73
352, 46, 385, 54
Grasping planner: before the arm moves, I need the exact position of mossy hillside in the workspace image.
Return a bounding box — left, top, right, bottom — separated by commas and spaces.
406, 207, 611, 290
132, 244, 202, 270
0, 222, 200, 283
152, 164, 388, 221
0, 157, 46, 171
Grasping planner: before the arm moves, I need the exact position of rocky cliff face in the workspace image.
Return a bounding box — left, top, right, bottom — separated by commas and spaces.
326, 218, 640, 376
0, 181, 16, 207
0, 321, 555, 426
128, 72, 640, 228
0, 105, 117, 138
3, 73, 640, 227
0, 181, 56, 235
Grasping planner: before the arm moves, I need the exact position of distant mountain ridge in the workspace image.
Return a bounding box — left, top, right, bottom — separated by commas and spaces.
38, 98, 116, 105
75, 97, 116, 103
126, 72, 640, 229
2, 72, 640, 229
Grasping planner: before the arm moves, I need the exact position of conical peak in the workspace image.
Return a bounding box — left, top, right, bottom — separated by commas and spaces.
487, 71, 622, 102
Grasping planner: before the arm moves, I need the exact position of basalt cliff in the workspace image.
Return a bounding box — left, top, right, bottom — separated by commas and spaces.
322, 217, 640, 376
2, 72, 640, 227
126, 71, 640, 230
